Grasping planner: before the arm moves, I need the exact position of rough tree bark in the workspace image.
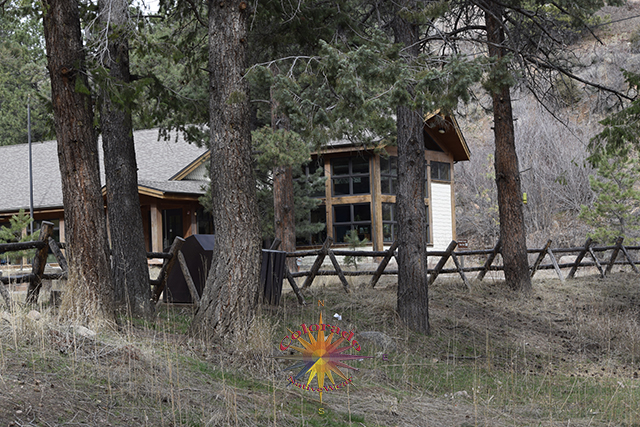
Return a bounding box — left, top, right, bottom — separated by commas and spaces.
273, 164, 295, 260
484, 0, 531, 293
42, 0, 115, 325
393, 1, 430, 335
270, 73, 296, 269
190, 0, 262, 341
99, 0, 153, 318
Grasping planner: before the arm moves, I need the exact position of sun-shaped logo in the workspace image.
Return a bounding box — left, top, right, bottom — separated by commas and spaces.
277, 312, 371, 402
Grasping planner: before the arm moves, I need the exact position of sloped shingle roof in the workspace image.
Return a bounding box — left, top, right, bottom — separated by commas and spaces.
0, 129, 209, 214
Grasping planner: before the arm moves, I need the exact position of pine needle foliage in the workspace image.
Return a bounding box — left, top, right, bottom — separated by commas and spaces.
579, 147, 640, 245
0, 210, 39, 264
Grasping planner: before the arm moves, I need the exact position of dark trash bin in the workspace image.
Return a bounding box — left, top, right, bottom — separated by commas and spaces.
165, 235, 287, 306
260, 249, 287, 305
165, 234, 215, 303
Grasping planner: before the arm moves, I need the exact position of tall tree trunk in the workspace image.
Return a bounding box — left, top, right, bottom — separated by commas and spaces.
273, 164, 296, 262
393, 1, 430, 334
42, 0, 115, 326
484, 1, 531, 292
270, 71, 296, 269
191, 0, 262, 341
99, 0, 153, 318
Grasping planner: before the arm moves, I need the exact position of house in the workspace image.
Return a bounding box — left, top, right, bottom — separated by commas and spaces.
0, 129, 211, 253
297, 113, 470, 252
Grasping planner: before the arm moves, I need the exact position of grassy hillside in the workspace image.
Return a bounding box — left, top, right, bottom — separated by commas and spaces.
2, 269, 640, 426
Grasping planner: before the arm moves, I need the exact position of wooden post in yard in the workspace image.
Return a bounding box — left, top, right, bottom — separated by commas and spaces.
177, 250, 200, 307
477, 239, 501, 282
530, 240, 552, 279
300, 237, 332, 290
621, 244, 639, 274
26, 221, 54, 304
588, 246, 605, 278
327, 249, 350, 293
367, 241, 399, 289
605, 237, 624, 276
48, 237, 68, 274
153, 236, 185, 303
428, 240, 458, 286
567, 238, 592, 280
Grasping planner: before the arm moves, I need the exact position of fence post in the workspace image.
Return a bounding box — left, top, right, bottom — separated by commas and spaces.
530, 240, 552, 279
177, 250, 200, 307
547, 245, 564, 282
567, 238, 592, 279
450, 251, 472, 291
367, 241, 399, 289
285, 268, 306, 305
605, 236, 624, 276
153, 236, 185, 303
301, 237, 332, 290
588, 246, 605, 278
428, 240, 457, 286
48, 237, 68, 274
621, 244, 639, 274
477, 239, 501, 282
327, 249, 351, 293
26, 221, 54, 304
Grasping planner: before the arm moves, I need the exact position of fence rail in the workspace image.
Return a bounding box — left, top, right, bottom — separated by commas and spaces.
0, 222, 184, 307
286, 236, 640, 298
4, 223, 640, 308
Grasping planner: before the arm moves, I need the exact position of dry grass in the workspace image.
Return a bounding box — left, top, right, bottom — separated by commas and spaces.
2, 272, 640, 426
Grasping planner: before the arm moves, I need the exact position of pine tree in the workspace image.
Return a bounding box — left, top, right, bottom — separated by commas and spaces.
580, 148, 640, 244
42, 0, 115, 325
0, 1, 53, 146
0, 210, 39, 264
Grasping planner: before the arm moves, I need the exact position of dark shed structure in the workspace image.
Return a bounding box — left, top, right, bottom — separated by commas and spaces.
165, 234, 215, 303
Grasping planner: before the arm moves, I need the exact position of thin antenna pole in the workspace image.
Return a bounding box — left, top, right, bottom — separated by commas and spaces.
28, 95, 34, 237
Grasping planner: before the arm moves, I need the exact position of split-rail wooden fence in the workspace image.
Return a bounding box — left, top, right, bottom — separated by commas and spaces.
3, 222, 640, 307
285, 236, 640, 299
0, 221, 190, 308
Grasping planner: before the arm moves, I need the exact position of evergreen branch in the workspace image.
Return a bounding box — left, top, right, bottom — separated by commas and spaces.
521, 52, 634, 102
547, 0, 603, 44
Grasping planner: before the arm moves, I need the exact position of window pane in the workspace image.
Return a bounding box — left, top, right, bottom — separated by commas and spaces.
334, 205, 351, 223
310, 206, 326, 224
382, 203, 392, 221
380, 157, 389, 173
332, 158, 349, 176
352, 176, 370, 194
389, 157, 397, 175
335, 225, 351, 243
352, 157, 369, 174
383, 224, 394, 242
441, 163, 450, 181
356, 224, 372, 242
308, 159, 324, 176
353, 204, 371, 222
381, 178, 390, 194
390, 177, 397, 195
431, 161, 451, 181
333, 177, 350, 195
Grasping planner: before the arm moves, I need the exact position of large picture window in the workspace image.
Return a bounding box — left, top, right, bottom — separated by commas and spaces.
332, 157, 370, 196
333, 203, 371, 243
381, 203, 431, 244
